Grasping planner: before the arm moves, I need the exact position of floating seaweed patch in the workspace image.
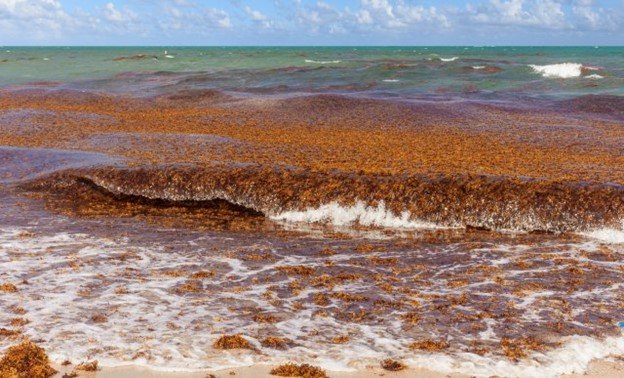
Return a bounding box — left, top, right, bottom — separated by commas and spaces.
261, 337, 292, 349
409, 340, 450, 352
213, 334, 253, 350
0, 283, 18, 293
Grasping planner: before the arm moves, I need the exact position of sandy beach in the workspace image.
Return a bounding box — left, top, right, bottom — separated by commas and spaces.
50, 358, 624, 378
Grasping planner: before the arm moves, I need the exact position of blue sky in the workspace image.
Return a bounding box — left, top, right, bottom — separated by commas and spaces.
0, 0, 622, 45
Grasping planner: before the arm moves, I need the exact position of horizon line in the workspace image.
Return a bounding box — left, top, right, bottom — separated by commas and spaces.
2, 44, 623, 48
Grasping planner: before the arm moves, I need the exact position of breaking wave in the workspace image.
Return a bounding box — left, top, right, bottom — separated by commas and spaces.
529, 63, 583, 78
304, 59, 342, 64
271, 201, 441, 229
21, 164, 624, 235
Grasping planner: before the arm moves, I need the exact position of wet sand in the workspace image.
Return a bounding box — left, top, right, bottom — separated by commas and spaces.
50, 359, 624, 378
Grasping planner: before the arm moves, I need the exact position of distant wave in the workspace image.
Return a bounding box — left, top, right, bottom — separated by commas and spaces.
585, 74, 604, 79
440, 57, 459, 62
304, 59, 342, 64
529, 63, 583, 78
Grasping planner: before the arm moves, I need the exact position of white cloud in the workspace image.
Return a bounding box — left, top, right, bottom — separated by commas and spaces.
102, 2, 136, 24
244, 5, 273, 29
0, 0, 73, 39
469, 0, 568, 29
0, 0, 621, 44
572, 0, 618, 30
158, 3, 232, 33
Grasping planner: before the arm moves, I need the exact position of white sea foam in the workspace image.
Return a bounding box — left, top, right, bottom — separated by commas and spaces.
472, 66, 486, 69
581, 224, 624, 244
585, 74, 604, 79
270, 201, 440, 229
405, 335, 624, 378
440, 57, 459, 62
529, 63, 583, 78
382, 79, 400, 83
1, 223, 623, 376
304, 59, 342, 64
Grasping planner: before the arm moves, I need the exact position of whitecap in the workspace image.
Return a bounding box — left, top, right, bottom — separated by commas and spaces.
270, 201, 440, 229
382, 79, 400, 83
585, 74, 604, 79
472, 66, 486, 70
440, 57, 459, 62
304, 59, 341, 64
529, 63, 583, 78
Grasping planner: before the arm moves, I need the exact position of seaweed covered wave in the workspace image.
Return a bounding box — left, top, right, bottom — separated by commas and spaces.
22, 164, 624, 235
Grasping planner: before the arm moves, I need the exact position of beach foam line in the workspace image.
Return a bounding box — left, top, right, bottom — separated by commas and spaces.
406, 335, 624, 378
529, 63, 583, 78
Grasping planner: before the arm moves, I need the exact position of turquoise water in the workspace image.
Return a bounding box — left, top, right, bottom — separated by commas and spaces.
0, 46, 622, 99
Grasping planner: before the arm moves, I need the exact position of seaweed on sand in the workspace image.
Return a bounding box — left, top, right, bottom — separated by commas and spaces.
0, 341, 57, 378
381, 359, 407, 371
270, 363, 328, 378
75, 360, 99, 371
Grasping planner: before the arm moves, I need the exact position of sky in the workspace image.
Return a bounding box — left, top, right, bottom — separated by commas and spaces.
0, 0, 622, 45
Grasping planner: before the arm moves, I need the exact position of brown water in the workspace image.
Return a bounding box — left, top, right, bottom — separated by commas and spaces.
0, 85, 623, 377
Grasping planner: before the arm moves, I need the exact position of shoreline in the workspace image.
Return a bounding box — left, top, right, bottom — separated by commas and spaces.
51, 358, 624, 378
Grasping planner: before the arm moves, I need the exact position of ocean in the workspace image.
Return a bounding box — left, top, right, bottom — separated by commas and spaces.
1, 46, 623, 99
0, 46, 623, 377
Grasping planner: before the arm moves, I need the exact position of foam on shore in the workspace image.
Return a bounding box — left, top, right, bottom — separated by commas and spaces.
406, 335, 624, 378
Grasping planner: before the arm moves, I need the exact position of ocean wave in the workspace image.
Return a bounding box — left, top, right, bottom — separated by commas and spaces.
585, 74, 604, 79
21, 164, 624, 234
440, 57, 459, 62
271, 201, 441, 229
304, 59, 342, 64
529, 63, 584, 78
